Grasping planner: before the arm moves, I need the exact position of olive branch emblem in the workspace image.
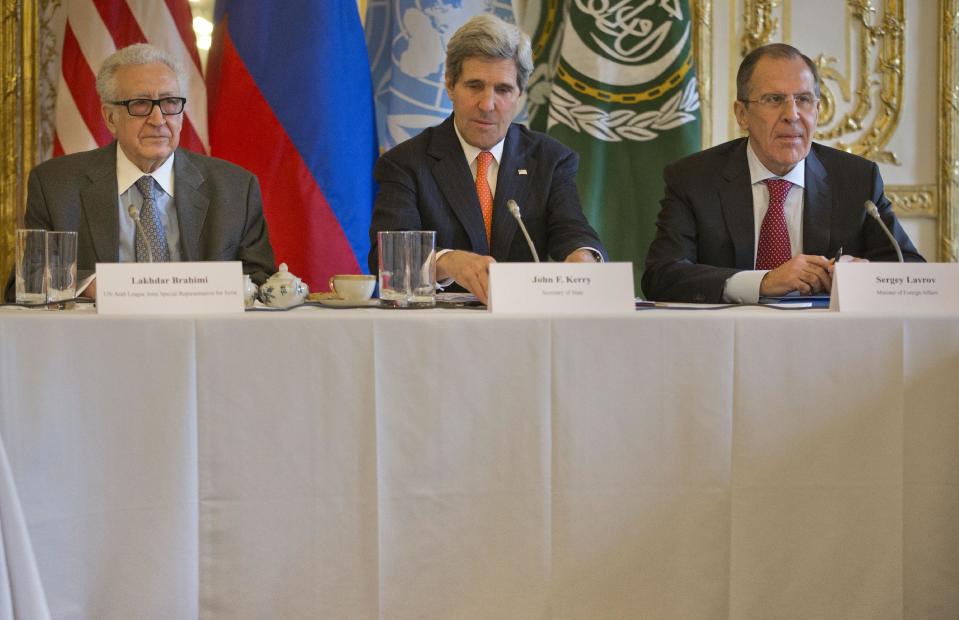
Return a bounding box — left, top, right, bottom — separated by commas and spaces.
546, 78, 699, 142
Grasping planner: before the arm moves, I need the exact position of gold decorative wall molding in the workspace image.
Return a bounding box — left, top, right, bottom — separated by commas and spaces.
1, 0, 39, 285
940, 0, 958, 261
733, 0, 782, 138
692, 0, 712, 148
813, 0, 904, 164
886, 185, 937, 218
741, 0, 779, 56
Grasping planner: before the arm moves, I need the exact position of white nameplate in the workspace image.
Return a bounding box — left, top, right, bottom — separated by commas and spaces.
96, 261, 245, 315
489, 262, 634, 314
830, 262, 959, 314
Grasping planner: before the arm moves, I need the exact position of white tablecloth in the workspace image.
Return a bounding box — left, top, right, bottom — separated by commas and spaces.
0, 307, 957, 619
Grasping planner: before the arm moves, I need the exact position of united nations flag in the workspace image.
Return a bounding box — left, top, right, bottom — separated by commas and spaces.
527, 0, 702, 289
365, 0, 517, 151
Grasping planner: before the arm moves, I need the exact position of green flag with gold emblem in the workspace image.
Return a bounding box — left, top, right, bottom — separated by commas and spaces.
525, 0, 701, 290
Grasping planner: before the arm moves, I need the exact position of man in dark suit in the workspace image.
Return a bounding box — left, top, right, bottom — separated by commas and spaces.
642, 43, 922, 303
369, 14, 606, 304
4, 43, 274, 301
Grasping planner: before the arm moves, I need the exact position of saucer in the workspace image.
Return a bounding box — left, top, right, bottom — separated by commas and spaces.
306, 291, 338, 301
314, 298, 378, 308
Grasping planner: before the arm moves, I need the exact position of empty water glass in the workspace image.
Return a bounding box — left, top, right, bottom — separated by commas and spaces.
377, 231, 436, 308
15, 229, 46, 304
45, 231, 78, 303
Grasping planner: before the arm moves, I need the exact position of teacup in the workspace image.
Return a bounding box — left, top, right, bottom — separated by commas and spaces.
329, 274, 376, 302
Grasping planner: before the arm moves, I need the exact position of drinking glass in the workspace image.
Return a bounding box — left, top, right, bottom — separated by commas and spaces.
45, 231, 78, 303
377, 231, 436, 308
15, 229, 46, 304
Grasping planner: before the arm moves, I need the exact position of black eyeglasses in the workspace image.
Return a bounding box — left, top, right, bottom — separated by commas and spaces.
109, 97, 187, 117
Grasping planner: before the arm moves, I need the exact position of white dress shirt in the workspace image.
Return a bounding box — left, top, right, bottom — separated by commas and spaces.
723, 141, 806, 303
116, 145, 181, 262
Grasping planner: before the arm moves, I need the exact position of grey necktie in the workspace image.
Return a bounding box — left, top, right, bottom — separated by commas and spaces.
134, 175, 171, 262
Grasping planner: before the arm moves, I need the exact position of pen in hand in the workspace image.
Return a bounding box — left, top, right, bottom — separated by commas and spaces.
827, 246, 843, 280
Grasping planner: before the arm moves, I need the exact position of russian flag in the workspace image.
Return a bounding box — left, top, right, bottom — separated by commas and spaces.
207, 0, 377, 289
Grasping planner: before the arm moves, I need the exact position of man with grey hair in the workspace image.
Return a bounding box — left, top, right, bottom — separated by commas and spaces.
369, 14, 606, 305
4, 43, 274, 301
642, 43, 922, 303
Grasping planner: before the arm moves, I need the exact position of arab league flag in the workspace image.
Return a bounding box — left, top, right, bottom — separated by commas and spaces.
527, 0, 701, 287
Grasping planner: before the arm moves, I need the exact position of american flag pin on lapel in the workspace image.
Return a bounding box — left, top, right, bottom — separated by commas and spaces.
518, 169, 527, 175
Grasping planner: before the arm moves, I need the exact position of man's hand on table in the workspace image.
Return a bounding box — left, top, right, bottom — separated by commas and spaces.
759, 254, 833, 296
437, 250, 496, 305
563, 248, 599, 263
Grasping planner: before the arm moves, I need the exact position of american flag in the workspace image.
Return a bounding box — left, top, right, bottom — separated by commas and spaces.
54, 0, 207, 157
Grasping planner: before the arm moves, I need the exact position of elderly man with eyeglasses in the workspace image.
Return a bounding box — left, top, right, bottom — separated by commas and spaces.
4, 43, 274, 301
642, 43, 923, 304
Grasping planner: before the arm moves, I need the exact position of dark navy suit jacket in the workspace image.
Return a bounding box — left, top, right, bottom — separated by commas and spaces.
368, 115, 606, 273
642, 138, 923, 302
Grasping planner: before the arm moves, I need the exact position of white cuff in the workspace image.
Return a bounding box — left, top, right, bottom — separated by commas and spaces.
723, 270, 767, 304
435, 248, 455, 288
573, 247, 604, 262
78, 273, 97, 296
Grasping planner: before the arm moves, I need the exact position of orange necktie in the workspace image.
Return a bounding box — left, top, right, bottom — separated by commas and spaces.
476, 151, 494, 243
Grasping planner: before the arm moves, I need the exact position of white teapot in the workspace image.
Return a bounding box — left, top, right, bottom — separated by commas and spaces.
258, 263, 309, 308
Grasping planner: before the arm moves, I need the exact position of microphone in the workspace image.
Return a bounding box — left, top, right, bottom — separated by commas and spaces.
128, 204, 154, 262
864, 200, 903, 263
507, 199, 540, 263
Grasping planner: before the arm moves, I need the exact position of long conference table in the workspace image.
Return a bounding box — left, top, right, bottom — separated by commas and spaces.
0, 304, 957, 619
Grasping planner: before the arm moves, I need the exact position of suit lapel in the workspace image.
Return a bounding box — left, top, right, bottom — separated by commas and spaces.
429, 117, 489, 255
719, 140, 756, 269
490, 125, 531, 259
173, 150, 209, 261
79, 144, 120, 262
802, 146, 831, 255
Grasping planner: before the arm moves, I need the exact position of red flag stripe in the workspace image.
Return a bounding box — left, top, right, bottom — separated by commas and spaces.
91, 0, 147, 48
55, 57, 99, 153
179, 115, 204, 153
52, 133, 65, 158
60, 22, 113, 146
163, 0, 202, 71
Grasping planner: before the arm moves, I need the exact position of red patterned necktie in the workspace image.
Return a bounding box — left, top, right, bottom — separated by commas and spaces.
476, 151, 494, 243
755, 178, 793, 269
